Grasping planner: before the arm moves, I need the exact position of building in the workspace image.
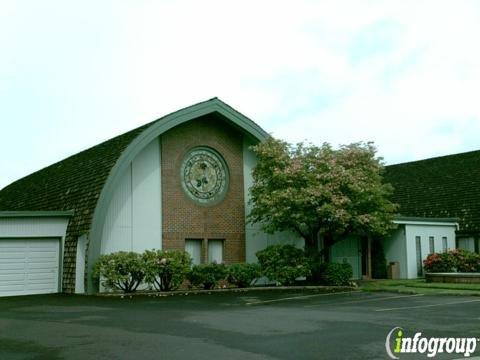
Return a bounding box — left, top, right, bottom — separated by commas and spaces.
0, 99, 477, 297
0, 98, 304, 297
385, 151, 480, 253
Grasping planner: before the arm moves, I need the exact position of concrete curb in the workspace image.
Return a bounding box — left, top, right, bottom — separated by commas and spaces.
95, 285, 357, 298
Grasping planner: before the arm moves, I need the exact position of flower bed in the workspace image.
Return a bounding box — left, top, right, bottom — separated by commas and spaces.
423, 249, 480, 284
423, 249, 480, 273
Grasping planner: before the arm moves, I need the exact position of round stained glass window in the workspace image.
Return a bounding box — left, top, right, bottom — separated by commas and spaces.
180, 147, 229, 205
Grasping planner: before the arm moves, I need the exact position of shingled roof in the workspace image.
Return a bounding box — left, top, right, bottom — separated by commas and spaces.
0, 98, 269, 292
385, 150, 480, 236
0, 119, 156, 291
0, 122, 151, 225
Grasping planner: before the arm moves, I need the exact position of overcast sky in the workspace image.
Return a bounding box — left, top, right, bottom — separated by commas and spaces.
1, 0, 480, 189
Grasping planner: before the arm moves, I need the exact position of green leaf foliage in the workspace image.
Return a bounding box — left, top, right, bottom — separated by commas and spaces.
248, 138, 398, 249
318, 262, 353, 286
187, 263, 228, 290
143, 250, 192, 291
424, 249, 480, 273
227, 263, 262, 288
256, 244, 311, 285
92, 251, 146, 293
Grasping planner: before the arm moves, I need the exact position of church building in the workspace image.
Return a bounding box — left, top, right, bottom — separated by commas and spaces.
0, 98, 477, 296
0, 98, 302, 296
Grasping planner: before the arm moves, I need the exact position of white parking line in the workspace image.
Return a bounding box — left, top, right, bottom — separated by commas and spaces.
245, 290, 361, 305
376, 298, 480, 312
304, 293, 424, 308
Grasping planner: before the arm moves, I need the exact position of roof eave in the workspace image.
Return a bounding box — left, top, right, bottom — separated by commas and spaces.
0, 210, 74, 218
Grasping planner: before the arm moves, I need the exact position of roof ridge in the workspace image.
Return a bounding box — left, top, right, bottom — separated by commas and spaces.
387, 148, 480, 167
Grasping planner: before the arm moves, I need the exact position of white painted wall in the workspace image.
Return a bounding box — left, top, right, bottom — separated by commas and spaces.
382, 226, 408, 279
242, 138, 304, 263
131, 139, 162, 252
75, 234, 87, 294
101, 138, 162, 254
0, 217, 70, 238
404, 223, 456, 279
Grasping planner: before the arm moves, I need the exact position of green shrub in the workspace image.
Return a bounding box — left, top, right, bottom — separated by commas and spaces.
187, 263, 227, 290
227, 263, 262, 288
92, 251, 146, 293
143, 250, 192, 291
424, 249, 480, 273
255, 244, 311, 285
423, 252, 455, 273
450, 249, 480, 272
318, 262, 353, 286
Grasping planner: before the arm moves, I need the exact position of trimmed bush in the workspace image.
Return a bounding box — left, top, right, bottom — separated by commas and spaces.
424, 249, 480, 273
92, 251, 146, 293
143, 250, 192, 291
256, 244, 311, 285
450, 249, 480, 272
423, 252, 455, 273
187, 263, 227, 290
318, 262, 353, 286
227, 263, 262, 288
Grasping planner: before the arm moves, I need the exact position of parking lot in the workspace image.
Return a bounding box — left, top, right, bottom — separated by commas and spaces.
0, 290, 479, 359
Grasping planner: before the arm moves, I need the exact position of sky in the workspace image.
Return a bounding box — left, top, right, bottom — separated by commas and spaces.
1, 0, 480, 189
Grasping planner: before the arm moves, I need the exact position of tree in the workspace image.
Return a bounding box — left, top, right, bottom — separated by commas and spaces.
248, 137, 398, 257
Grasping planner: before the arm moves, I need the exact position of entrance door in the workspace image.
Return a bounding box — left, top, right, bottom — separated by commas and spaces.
330, 237, 361, 279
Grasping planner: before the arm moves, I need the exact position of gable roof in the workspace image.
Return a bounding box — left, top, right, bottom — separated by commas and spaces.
385, 149, 480, 236
0, 119, 151, 234
0, 98, 269, 292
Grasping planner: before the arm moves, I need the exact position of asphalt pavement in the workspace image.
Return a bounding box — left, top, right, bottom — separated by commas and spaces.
0, 289, 479, 359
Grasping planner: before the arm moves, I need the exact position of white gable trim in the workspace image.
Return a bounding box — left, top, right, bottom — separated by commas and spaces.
86, 98, 269, 293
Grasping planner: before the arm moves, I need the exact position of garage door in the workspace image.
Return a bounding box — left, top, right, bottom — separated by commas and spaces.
0, 238, 60, 297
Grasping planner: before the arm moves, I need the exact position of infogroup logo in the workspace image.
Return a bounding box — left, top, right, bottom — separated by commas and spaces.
385, 327, 478, 359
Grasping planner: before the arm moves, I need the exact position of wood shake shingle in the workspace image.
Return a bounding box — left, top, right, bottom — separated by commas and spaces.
385, 150, 480, 236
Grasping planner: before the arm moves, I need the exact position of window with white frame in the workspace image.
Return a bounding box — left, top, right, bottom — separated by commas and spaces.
429, 236, 435, 254
415, 236, 423, 276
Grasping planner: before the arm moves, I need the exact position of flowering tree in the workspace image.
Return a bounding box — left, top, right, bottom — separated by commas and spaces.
248, 138, 398, 257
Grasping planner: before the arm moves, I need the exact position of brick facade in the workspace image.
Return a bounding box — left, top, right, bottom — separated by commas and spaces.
161, 114, 245, 263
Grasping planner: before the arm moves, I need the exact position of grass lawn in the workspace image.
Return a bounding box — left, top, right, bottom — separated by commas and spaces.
359, 279, 480, 296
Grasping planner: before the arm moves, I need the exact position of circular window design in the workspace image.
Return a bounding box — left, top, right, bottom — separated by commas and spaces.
180, 147, 229, 205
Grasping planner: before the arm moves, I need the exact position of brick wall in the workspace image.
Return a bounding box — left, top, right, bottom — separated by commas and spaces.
161, 114, 245, 263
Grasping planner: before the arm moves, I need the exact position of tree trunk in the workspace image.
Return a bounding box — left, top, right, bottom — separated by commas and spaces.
304, 234, 321, 283
321, 234, 335, 262
304, 236, 318, 257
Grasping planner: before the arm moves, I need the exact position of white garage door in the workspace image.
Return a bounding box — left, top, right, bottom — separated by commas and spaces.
0, 238, 60, 297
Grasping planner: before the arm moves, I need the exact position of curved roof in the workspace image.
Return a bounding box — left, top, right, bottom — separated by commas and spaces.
0, 118, 150, 235
385, 149, 480, 235
0, 98, 269, 292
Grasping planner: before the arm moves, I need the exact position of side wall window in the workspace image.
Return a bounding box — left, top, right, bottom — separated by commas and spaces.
208, 239, 224, 264
415, 236, 423, 277
185, 239, 203, 265
442, 236, 448, 252
429, 236, 435, 254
